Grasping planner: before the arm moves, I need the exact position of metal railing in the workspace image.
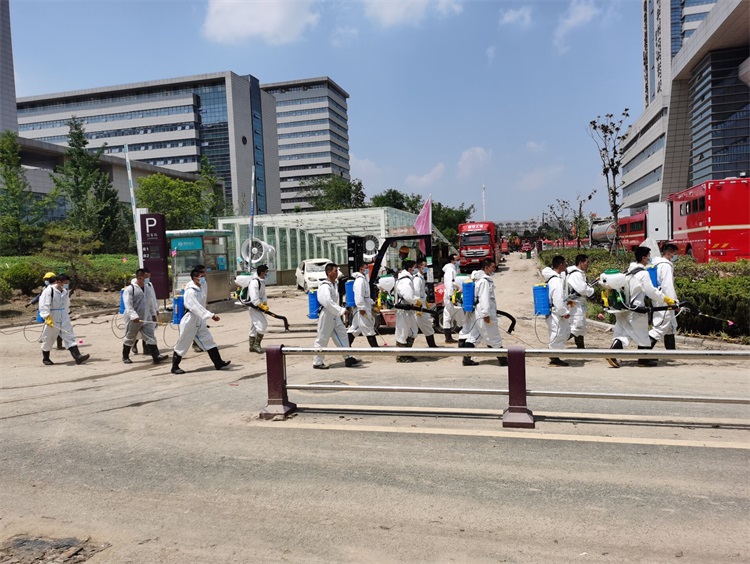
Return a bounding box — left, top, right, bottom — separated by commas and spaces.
260, 345, 750, 428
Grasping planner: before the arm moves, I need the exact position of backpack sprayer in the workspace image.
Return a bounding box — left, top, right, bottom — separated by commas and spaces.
462, 280, 517, 334
234, 274, 290, 332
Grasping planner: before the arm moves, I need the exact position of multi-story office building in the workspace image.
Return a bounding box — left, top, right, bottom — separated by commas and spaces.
261, 77, 350, 213
0, 0, 17, 132
16, 72, 281, 215
495, 219, 540, 235
621, 0, 749, 212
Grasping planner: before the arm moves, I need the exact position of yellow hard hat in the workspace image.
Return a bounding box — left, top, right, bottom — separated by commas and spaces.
43, 271, 56, 280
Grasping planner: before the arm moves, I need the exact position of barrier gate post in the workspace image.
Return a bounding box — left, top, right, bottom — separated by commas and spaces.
260, 345, 297, 420
502, 345, 535, 428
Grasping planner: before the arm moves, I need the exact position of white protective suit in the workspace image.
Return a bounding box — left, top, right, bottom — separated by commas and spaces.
413, 269, 435, 337
441, 262, 465, 331
347, 271, 376, 337
395, 269, 418, 344
122, 279, 159, 347
648, 257, 677, 341
458, 270, 482, 345
542, 267, 570, 350
248, 274, 268, 338
473, 269, 502, 348
564, 265, 594, 338
173, 280, 217, 356
38, 284, 76, 351
613, 262, 668, 347
313, 279, 352, 366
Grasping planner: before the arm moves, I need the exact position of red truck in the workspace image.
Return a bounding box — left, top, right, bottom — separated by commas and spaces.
458, 222, 502, 272
617, 177, 749, 262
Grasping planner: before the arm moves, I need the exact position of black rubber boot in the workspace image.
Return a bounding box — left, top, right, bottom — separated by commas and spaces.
649, 336, 658, 349
549, 357, 570, 367
606, 339, 623, 368
122, 345, 132, 364
637, 346, 657, 367
462, 342, 478, 366
664, 334, 676, 350
396, 342, 415, 363
574, 335, 585, 349
42, 350, 54, 366
248, 336, 255, 352
366, 335, 379, 348
345, 357, 361, 367
405, 337, 418, 362
425, 335, 438, 348
171, 353, 185, 375
148, 343, 168, 364
56, 336, 64, 350
207, 347, 231, 370
495, 349, 508, 366
444, 328, 457, 343
69, 345, 90, 365
347, 332, 355, 346
132, 340, 139, 355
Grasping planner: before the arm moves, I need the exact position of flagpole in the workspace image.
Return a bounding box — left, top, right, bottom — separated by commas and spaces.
124, 144, 143, 268
482, 182, 486, 221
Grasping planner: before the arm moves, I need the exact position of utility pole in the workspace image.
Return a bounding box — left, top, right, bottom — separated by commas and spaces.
482, 182, 486, 221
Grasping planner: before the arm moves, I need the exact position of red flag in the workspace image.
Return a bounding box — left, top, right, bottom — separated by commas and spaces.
414, 195, 432, 254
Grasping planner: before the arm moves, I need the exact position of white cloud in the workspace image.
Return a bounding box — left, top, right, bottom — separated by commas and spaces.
405, 163, 446, 189
331, 25, 358, 47
350, 153, 384, 191
457, 147, 491, 179
486, 46, 496, 65
436, 0, 463, 16
499, 6, 532, 28
202, 0, 320, 45
554, 0, 600, 54
525, 141, 546, 152
363, 0, 462, 27
515, 164, 565, 192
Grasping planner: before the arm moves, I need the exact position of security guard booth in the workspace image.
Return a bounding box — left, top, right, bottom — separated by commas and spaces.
167, 229, 233, 303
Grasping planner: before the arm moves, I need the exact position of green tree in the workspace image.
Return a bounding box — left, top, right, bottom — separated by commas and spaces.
52, 117, 129, 252
136, 173, 214, 230
0, 130, 50, 255
432, 200, 475, 247
197, 156, 229, 220
370, 189, 423, 213
302, 176, 367, 210
588, 109, 630, 254
42, 224, 101, 286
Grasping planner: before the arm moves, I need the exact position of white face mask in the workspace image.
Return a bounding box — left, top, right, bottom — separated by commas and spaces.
670, 255, 678, 263
44, 280, 50, 286
200, 277, 207, 286
63, 283, 70, 290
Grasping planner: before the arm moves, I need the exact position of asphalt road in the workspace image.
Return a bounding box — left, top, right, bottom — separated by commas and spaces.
1, 253, 748, 563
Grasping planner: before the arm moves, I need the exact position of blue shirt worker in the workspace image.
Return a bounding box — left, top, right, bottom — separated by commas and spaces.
171, 268, 230, 374
313, 263, 360, 370
38, 274, 89, 366
122, 268, 167, 365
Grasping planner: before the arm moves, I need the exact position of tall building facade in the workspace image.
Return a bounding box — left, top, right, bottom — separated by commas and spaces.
16, 72, 281, 215
261, 77, 350, 213
621, 0, 749, 212
0, 0, 17, 132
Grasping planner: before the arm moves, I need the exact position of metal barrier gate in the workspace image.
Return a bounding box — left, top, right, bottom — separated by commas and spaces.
260, 345, 750, 428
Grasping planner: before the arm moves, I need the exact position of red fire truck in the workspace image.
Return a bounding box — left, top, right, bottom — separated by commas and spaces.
457, 222, 502, 272
617, 177, 749, 262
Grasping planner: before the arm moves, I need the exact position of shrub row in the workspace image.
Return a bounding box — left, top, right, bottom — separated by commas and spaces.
0, 255, 140, 301
538, 249, 750, 338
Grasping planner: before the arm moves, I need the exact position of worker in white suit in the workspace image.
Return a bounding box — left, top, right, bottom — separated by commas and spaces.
542, 255, 571, 367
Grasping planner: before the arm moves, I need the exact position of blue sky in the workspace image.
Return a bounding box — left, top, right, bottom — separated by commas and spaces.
10, 0, 643, 222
